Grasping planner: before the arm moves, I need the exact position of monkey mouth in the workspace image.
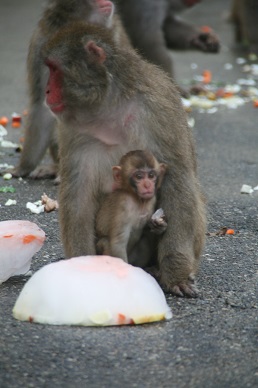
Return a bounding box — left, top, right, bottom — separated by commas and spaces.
140, 192, 154, 199
49, 102, 65, 113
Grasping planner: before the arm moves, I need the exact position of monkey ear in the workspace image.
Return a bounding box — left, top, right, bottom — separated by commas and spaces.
85, 41, 106, 63
157, 163, 168, 189
112, 166, 122, 183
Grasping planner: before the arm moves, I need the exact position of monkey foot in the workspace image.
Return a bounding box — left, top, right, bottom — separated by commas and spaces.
170, 282, 199, 298
29, 164, 57, 179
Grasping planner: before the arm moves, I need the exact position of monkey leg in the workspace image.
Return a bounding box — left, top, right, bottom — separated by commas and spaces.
11, 105, 56, 178
164, 15, 220, 53
157, 179, 206, 298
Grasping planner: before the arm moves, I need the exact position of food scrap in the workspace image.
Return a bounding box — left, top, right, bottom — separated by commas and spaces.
5, 199, 17, 206
181, 56, 258, 113
11, 113, 22, 128
41, 193, 59, 213
240, 184, 254, 194
0, 186, 16, 193
206, 227, 237, 237
0, 116, 9, 127
26, 194, 59, 214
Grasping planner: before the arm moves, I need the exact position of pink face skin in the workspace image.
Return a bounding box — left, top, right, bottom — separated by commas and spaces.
45, 60, 65, 113
132, 169, 157, 200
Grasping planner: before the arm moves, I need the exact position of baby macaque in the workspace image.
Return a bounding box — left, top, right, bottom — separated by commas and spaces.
96, 150, 167, 263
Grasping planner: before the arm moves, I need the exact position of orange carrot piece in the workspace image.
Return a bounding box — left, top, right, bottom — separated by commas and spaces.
0, 116, 9, 126
23, 235, 37, 244
202, 70, 212, 84
226, 229, 235, 235
201, 25, 212, 33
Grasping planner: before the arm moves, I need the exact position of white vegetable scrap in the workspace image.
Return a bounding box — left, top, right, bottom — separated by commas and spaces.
5, 199, 17, 206
26, 201, 45, 214
0, 140, 19, 148
0, 220, 45, 284
240, 184, 254, 194
3, 173, 12, 180
13, 255, 172, 326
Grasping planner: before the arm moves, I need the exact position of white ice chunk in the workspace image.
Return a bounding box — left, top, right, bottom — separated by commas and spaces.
13, 255, 172, 326
0, 220, 45, 284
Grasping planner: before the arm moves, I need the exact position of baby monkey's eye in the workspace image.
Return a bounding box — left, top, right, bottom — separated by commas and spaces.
148, 170, 157, 180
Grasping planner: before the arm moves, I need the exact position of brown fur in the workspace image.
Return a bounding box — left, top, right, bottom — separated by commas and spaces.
96, 150, 167, 262
10, 0, 130, 178
43, 18, 206, 297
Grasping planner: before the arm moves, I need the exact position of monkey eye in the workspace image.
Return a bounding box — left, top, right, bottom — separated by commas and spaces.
133, 171, 144, 181
148, 171, 157, 180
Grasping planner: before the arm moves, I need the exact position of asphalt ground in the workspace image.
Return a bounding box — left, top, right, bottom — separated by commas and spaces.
0, 0, 257, 387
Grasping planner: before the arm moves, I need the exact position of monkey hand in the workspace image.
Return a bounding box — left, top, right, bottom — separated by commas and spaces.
149, 208, 167, 235
190, 29, 220, 53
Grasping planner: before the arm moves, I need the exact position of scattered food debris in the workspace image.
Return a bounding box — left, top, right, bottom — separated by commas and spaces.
3, 173, 12, 180
1, 140, 19, 148
11, 113, 22, 128
206, 227, 237, 237
182, 56, 258, 114
240, 184, 254, 194
41, 193, 59, 213
26, 201, 45, 214
0, 186, 16, 193
0, 163, 14, 170
0, 116, 9, 127
5, 199, 17, 206
0, 125, 8, 139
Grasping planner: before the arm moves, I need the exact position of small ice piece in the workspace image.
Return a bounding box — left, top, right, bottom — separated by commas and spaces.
207, 107, 218, 114
0, 220, 45, 284
253, 185, 258, 191
240, 184, 254, 194
187, 117, 195, 128
26, 201, 45, 214
13, 256, 172, 326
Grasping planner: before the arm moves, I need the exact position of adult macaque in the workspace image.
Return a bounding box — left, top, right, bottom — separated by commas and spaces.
115, 0, 220, 78
43, 2, 206, 297
96, 150, 167, 263
10, 0, 129, 178
231, 0, 258, 55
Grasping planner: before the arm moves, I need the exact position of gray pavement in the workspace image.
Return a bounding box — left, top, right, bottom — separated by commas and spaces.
0, 0, 257, 387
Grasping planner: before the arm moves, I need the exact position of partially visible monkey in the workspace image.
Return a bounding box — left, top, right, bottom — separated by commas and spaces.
96, 150, 167, 263
43, 0, 206, 298
9, 0, 130, 179
115, 0, 220, 78
231, 0, 258, 55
